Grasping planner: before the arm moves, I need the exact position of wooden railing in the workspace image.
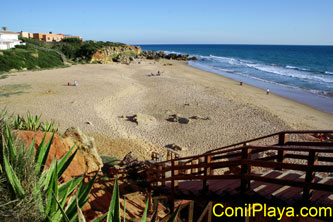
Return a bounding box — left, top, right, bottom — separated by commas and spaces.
146, 130, 333, 201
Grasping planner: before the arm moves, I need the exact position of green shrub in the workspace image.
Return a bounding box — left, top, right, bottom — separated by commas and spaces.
1, 110, 58, 133
61, 38, 82, 44
0, 46, 63, 72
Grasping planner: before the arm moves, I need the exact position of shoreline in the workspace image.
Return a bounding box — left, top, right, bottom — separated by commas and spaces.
187, 61, 333, 114
0, 60, 332, 160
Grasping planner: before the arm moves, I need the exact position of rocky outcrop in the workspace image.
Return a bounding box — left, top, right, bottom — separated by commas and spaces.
141, 50, 197, 61
15, 128, 103, 182
63, 127, 103, 173
90, 45, 142, 64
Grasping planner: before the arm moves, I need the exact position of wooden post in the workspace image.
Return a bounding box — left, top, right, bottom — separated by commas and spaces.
171, 160, 179, 195
191, 159, 198, 174
241, 147, 251, 192
199, 157, 205, 175
303, 151, 318, 201
198, 202, 213, 222
158, 164, 165, 186
276, 133, 288, 170
203, 155, 211, 192
188, 201, 194, 222
153, 198, 158, 213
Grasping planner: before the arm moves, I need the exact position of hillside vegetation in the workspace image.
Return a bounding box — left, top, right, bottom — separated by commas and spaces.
0, 44, 64, 73
51, 39, 127, 62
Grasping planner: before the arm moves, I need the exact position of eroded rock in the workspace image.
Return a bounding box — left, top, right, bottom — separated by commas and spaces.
63, 127, 103, 173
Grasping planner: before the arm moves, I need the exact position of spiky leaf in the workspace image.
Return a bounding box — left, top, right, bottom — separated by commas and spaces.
3, 147, 25, 198
107, 177, 120, 222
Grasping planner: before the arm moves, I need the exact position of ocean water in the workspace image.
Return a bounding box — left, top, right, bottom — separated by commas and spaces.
140, 44, 333, 113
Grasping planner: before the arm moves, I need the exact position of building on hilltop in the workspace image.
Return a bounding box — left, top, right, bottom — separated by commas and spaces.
32, 32, 64, 42
20, 31, 33, 39
19, 31, 83, 42
0, 31, 25, 50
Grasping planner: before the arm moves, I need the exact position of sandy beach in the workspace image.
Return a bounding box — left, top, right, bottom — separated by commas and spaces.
1, 60, 332, 159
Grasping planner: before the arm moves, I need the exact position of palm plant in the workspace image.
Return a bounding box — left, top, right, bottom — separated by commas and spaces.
2, 26, 7, 31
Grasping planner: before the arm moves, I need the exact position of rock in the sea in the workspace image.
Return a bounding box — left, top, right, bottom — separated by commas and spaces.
141, 50, 197, 61
64, 127, 103, 173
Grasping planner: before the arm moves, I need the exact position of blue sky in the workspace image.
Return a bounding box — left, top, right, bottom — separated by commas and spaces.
1, 0, 332, 45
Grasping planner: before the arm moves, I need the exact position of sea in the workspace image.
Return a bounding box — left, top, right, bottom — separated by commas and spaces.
140, 44, 333, 114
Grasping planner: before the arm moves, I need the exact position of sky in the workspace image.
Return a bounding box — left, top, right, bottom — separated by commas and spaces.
1, 0, 333, 45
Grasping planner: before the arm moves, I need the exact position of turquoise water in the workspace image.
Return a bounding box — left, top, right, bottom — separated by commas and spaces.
140, 44, 333, 113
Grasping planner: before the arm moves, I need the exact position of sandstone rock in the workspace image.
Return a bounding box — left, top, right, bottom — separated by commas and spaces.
63, 127, 103, 173
0, 51, 4, 56
14, 130, 88, 182
90, 45, 142, 64
9, 68, 18, 73
21, 67, 28, 71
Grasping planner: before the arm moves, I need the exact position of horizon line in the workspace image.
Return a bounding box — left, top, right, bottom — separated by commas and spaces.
132, 43, 333, 47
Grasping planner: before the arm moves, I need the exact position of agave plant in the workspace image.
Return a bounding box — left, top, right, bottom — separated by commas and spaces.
40, 120, 58, 133
0, 124, 96, 222
0, 121, 181, 221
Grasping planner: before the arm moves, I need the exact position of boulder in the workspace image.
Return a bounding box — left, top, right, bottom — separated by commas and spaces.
9, 68, 18, 73
178, 117, 190, 124
63, 127, 103, 173
14, 130, 89, 181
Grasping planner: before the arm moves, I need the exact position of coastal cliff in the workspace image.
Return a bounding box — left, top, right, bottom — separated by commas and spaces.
90, 45, 142, 64
89, 45, 197, 64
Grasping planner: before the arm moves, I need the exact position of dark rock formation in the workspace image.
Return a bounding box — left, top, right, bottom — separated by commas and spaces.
141, 50, 197, 61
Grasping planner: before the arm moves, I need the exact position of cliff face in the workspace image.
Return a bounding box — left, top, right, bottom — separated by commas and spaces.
90, 45, 142, 64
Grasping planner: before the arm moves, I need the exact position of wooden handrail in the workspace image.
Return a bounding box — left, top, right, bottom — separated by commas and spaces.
146, 130, 333, 202
206, 130, 333, 153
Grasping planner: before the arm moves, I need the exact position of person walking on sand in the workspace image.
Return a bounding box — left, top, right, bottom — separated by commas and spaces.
266, 88, 270, 95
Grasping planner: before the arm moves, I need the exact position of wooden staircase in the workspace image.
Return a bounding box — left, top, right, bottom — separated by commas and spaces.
146, 130, 333, 208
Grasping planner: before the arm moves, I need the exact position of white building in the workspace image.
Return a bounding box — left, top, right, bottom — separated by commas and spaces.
0, 31, 25, 50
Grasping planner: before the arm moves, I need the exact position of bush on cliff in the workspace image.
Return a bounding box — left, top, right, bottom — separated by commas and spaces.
61, 37, 82, 44
52, 40, 127, 62
0, 45, 64, 73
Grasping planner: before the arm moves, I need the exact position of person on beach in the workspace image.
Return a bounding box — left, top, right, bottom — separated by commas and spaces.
266, 88, 270, 95
240, 81, 243, 86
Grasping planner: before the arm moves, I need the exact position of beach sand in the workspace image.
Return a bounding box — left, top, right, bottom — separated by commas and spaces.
1, 60, 332, 159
